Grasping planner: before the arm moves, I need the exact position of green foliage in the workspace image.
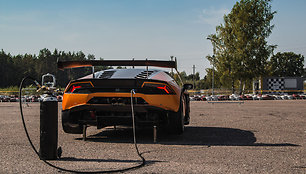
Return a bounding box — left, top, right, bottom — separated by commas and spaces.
170, 71, 209, 90
0, 86, 19, 93
0, 86, 37, 95
268, 52, 305, 77
0, 48, 110, 88
207, 0, 276, 92
203, 68, 222, 89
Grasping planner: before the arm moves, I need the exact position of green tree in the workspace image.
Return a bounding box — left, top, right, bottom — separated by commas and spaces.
204, 68, 222, 89
36, 48, 55, 76
187, 72, 200, 81
170, 71, 189, 85
268, 52, 304, 77
196, 78, 210, 90
0, 50, 14, 87
207, 0, 276, 93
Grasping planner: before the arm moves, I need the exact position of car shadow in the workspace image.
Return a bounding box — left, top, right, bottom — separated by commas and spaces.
76, 126, 299, 147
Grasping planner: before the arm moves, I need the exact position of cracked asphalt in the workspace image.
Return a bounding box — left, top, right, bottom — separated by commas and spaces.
0, 100, 305, 173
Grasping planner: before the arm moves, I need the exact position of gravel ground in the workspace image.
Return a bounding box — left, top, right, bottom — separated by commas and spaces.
0, 100, 305, 174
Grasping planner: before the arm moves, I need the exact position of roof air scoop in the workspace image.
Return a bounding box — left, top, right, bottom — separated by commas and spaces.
135, 70, 155, 79
99, 71, 115, 79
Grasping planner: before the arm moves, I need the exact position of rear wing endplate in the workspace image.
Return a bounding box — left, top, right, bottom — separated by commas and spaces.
57, 59, 177, 70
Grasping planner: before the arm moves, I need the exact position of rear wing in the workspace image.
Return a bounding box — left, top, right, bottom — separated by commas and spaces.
57, 59, 177, 70
57, 58, 184, 85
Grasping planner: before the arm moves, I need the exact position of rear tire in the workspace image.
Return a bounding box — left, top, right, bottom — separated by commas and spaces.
168, 96, 185, 134
62, 111, 83, 134
184, 94, 190, 125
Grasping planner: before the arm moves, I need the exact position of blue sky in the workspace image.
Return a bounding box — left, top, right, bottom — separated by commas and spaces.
1, 0, 306, 77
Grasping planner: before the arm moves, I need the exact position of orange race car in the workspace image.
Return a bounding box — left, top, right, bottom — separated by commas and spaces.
58, 60, 192, 135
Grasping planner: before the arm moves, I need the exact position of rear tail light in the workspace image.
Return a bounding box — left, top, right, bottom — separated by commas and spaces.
69, 85, 82, 93
66, 82, 93, 93
142, 82, 175, 94
157, 85, 170, 94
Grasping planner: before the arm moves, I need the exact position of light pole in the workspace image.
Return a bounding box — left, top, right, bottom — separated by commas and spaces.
192, 65, 196, 90
207, 37, 215, 96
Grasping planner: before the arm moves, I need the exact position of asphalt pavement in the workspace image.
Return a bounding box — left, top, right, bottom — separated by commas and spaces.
0, 101, 305, 173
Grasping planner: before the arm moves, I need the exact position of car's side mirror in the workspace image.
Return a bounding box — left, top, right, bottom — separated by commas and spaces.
183, 84, 193, 90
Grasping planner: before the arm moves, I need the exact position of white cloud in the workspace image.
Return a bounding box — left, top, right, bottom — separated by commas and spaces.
196, 7, 229, 27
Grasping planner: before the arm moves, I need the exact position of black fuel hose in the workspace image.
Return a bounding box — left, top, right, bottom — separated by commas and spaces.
19, 76, 146, 173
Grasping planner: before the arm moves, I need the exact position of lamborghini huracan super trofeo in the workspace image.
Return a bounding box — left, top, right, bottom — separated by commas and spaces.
58, 60, 192, 134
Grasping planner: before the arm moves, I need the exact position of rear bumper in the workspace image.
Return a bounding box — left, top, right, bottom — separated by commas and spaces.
62, 103, 170, 130
66, 103, 165, 113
